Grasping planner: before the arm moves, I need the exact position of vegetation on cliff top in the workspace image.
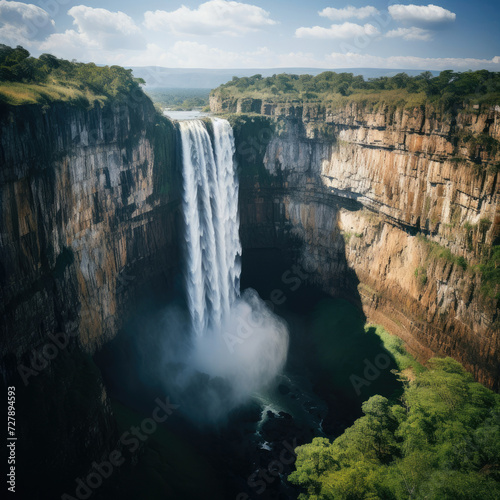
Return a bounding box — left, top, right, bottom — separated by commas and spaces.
289, 357, 500, 500
212, 70, 500, 112
0, 45, 146, 106
146, 87, 210, 111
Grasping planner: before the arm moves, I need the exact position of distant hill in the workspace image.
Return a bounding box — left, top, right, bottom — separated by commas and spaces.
128, 66, 440, 89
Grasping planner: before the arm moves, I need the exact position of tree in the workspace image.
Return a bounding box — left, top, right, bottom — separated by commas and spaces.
338, 82, 350, 96
289, 358, 500, 499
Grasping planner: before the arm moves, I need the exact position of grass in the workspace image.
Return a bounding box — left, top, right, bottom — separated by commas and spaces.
214, 87, 428, 113
366, 323, 425, 375
414, 266, 428, 286
0, 81, 108, 106
417, 234, 468, 270
343, 231, 363, 243
479, 245, 500, 300
324, 88, 427, 112
1, 47, 146, 107
416, 234, 499, 301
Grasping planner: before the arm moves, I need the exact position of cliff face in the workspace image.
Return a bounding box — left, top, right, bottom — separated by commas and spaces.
0, 97, 181, 497
222, 99, 500, 389
1, 98, 181, 354
1, 90, 498, 494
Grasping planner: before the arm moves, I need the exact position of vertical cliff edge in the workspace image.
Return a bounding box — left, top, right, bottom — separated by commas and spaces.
212, 96, 500, 390
0, 96, 181, 497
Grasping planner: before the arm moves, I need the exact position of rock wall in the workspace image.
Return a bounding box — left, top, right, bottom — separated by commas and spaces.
1, 98, 181, 354
0, 97, 181, 497
223, 100, 500, 389
1, 90, 498, 495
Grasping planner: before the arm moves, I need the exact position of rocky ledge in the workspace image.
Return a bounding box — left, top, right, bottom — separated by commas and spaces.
217, 98, 500, 389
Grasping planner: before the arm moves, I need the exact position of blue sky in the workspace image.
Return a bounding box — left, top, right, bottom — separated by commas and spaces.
0, 0, 499, 69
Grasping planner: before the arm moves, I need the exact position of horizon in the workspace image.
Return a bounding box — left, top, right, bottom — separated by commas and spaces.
126, 65, 442, 88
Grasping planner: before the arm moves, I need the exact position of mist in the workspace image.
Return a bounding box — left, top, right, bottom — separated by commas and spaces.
143, 289, 288, 424
132, 118, 289, 424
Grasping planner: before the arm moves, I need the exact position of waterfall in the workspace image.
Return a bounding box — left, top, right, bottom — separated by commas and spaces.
158, 116, 289, 423
179, 118, 241, 336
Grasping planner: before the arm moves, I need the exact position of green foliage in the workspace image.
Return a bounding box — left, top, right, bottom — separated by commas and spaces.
212, 69, 500, 112
145, 88, 210, 110
414, 266, 428, 286
367, 324, 425, 375
479, 245, 500, 299
417, 234, 468, 270
466, 133, 500, 158
479, 218, 493, 234
289, 358, 500, 499
0, 44, 146, 105
416, 235, 498, 300
342, 231, 362, 243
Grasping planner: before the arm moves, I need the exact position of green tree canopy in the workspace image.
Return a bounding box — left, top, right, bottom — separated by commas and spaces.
289, 358, 500, 499
213, 69, 500, 111
0, 44, 146, 101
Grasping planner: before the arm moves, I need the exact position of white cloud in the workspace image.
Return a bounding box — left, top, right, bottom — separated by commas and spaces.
122, 42, 275, 68
389, 4, 456, 24
40, 6, 144, 55
296, 22, 379, 39
0, 0, 55, 46
385, 27, 432, 41
121, 42, 333, 69
114, 37, 500, 71
325, 52, 500, 70
39, 30, 98, 58
319, 5, 379, 21
143, 0, 276, 36
68, 5, 141, 38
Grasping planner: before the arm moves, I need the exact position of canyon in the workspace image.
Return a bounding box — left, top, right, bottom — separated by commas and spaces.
218, 97, 500, 391
0, 91, 498, 497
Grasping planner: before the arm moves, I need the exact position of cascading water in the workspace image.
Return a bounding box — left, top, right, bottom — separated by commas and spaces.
156, 117, 289, 423
179, 118, 241, 336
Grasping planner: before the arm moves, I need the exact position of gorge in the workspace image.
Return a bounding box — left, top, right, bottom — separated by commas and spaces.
221, 97, 500, 390
156, 117, 289, 423
1, 66, 499, 499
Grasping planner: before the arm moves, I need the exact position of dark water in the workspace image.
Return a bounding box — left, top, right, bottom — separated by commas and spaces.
93, 247, 403, 500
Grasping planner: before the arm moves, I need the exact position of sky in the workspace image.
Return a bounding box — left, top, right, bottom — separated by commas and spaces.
0, 0, 499, 70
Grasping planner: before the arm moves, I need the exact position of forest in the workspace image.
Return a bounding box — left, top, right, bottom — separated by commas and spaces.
0, 45, 146, 105
289, 358, 500, 499
214, 70, 500, 111
145, 88, 210, 111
